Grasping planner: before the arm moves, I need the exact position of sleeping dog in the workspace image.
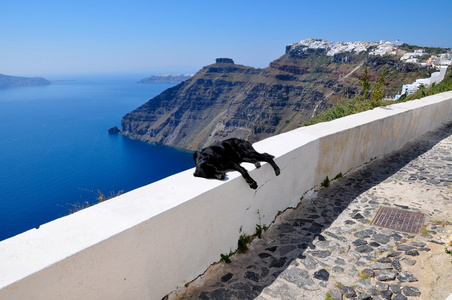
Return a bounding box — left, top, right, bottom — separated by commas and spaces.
193, 138, 280, 189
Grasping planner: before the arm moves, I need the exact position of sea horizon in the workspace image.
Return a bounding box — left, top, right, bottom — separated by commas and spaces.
0, 75, 194, 241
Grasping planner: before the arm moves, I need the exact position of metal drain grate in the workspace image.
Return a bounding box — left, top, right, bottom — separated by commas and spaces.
371, 207, 425, 234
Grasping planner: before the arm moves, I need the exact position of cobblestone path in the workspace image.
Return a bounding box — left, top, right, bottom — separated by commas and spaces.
178, 123, 452, 300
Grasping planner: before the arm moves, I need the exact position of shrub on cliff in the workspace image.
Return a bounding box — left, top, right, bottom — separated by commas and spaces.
304, 68, 451, 126
404, 71, 452, 101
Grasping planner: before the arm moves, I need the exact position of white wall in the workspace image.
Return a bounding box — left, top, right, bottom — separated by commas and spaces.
1, 91, 451, 300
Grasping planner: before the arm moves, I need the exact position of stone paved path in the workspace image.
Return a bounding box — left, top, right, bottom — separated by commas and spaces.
177, 123, 452, 300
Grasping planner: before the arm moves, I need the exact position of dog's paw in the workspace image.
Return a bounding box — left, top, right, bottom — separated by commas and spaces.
275, 168, 281, 176
249, 181, 258, 189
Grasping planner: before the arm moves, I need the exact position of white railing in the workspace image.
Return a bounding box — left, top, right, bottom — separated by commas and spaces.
1, 91, 451, 299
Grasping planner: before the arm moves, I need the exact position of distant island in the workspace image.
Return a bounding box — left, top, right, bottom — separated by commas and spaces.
49, 80, 76, 83
138, 74, 193, 84
0, 73, 51, 89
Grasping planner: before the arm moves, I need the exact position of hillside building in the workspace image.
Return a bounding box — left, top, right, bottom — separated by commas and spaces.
395, 66, 448, 99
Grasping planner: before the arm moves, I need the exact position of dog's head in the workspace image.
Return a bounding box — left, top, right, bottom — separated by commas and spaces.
193, 151, 226, 180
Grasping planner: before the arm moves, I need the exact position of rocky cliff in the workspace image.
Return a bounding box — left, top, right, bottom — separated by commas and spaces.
0, 74, 51, 89
121, 40, 443, 151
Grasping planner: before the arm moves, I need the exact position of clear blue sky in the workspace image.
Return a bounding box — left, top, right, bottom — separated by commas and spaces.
1, 0, 451, 77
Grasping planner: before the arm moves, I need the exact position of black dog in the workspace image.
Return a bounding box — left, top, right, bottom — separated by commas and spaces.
193, 138, 280, 189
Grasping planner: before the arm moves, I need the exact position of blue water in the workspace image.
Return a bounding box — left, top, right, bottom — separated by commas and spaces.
0, 75, 194, 241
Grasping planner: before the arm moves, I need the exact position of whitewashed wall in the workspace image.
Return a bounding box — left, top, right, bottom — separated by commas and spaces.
1, 91, 451, 299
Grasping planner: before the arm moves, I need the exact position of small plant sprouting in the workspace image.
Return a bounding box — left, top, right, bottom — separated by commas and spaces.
221, 223, 268, 264
421, 225, 429, 235
255, 209, 269, 238
220, 252, 233, 264
67, 201, 92, 214
334, 172, 343, 180
238, 234, 252, 253
321, 176, 330, 188
445, 243, 452, 263
359, 270, 370, 280
96, 189, 124, 202
67, 189, 124, 214
255, 224, 268, 239
434, 220, 451, 227
445, 247, 452, 255
325, 292, 334, 300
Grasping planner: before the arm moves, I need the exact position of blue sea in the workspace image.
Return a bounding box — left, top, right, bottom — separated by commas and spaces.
0, 75, 194, 241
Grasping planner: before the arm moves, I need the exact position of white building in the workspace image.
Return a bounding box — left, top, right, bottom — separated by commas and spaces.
400, 49, 428, 61
406, 58, 419, 63
429, 66, 448, 85
400, 83, 421, 96
369, 40, 399, 56
436, 53, 452, 66
396, 66, 448, 99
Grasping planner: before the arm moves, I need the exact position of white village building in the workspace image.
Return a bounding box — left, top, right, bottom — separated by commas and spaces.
396, 66, 448, 99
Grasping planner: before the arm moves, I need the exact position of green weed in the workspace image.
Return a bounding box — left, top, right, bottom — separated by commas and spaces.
238, 234, 253, 253
325, 292, 334, 300
221, 223, 268, 263
445, 246, 452, 264
255, 224, 268, 239
304, 70, 452, 127
321, 176, 330, 188
67, 189, 123, 214
359, 270, 370, 280
220, 252, 233, 264
334, 172, 343, 180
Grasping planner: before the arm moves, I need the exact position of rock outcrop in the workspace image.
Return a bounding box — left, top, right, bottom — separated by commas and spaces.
108, 126, 121, 134
121, 39, 446, 151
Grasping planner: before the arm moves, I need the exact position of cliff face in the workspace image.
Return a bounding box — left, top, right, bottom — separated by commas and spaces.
121, 42, 438, 151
